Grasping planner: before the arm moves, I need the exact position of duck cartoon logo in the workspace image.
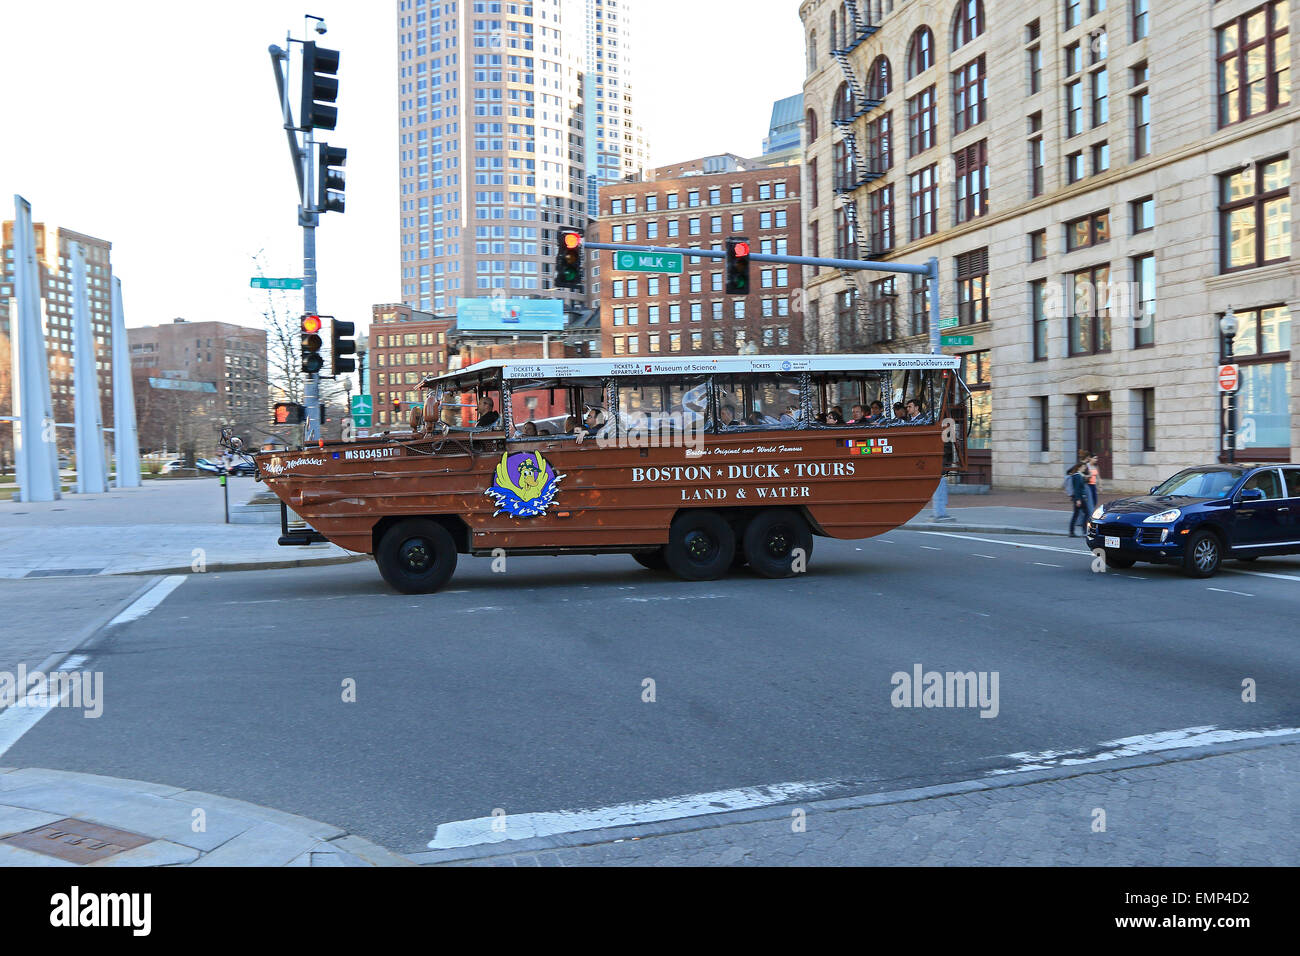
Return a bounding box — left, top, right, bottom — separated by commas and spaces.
485, 450, 565, 518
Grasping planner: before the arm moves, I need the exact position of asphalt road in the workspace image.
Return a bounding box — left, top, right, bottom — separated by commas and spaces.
6, 532, 1299, 854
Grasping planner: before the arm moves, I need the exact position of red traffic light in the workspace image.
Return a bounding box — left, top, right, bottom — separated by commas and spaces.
301, 314, 322, 334
733, 242, 750, 258
562, 232, 582, 250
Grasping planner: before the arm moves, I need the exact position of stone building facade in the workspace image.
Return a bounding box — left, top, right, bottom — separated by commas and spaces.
800, 0, 1298, 491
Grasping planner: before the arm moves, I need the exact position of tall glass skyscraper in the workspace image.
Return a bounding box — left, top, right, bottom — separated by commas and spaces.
394, 0, 648, 314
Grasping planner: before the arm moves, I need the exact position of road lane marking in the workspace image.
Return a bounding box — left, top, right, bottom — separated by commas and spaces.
971, 553, 998, 559
1224, 567, 1300, 583
919, 545, 942, 551
988, 724, 1300, 775
1207, 587, 1253, 597
912, 531, 1090, 556
1033, 562, 1062, 568
428, 778, 843, 850
0, 653, 93, 759
107, 575, 186, 626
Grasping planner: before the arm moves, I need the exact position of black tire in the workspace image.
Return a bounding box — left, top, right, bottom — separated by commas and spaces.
1103, 552, 1136, 569
633, 549, 668, 571
1182, 529, 1222, 578
375, 519, 458, 593
743, 509, 814, 578
663, 510, 735, 581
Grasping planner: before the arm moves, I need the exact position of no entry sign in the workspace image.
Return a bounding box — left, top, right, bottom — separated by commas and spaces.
1218, 364, 1240, 392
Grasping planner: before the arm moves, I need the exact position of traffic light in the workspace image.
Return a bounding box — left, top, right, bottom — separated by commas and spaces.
725, 237, 751, 295
300, 41, 340, 131
301, 314, 324, 374
273, 402, 305, 425
318, 144, 347, 214
331, 318, 356, 375
555, 229, 584, 290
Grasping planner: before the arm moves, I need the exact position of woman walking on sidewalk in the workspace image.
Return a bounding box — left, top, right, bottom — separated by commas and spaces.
1067, 463, 1090, 537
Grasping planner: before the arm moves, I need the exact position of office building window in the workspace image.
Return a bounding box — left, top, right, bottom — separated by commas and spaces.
909, 165, 939, 239
1067, 150, 1085, 183
868, 185, 894, 254
953, 0, 985, 51
1131, 196, 1154, 232
952, 56, 987, 133
1030, 229, 1047, 261
1132, 0, 1149, 40
1219, 155, 1291, 271
954, 140, 989, 223
1133, 253, 1156, 349
908, 26, 935, 78
1219, 305, 1291, 454
1132, 88, 1150, 158
907, 86, 937, 156
955, 248, 989, 325
1216, 1, 1290, 127
1066, 210, 1110, 251
1031, 278, 1049, 360
1141, 388, 1156, 451
1068, 264, 1111, 356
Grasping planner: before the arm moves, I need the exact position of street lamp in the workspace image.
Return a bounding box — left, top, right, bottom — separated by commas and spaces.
1220, 307, 1238, 463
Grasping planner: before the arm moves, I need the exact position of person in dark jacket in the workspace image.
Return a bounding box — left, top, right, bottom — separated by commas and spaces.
1067, 463, 1090, 537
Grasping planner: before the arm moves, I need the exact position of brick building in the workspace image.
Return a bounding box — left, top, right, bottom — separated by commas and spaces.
590, 161, 804, 358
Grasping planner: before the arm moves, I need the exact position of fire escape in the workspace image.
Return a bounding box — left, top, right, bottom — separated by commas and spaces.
830, 0, 896, 349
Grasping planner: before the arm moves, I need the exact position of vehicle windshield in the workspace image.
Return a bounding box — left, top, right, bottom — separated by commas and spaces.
1151, 469, 1241, 499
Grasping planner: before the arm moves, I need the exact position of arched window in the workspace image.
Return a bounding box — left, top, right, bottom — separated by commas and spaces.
807, 29, 818, 73
906, 26, 935, 78
952, 0, 984, 51
832, 82, 854, 124
828, 12, 838, 52
806, 107, 819, 141
866, 55, 892, 100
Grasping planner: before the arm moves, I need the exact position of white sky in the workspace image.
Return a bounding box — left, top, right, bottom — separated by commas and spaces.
0, 0, 803, 336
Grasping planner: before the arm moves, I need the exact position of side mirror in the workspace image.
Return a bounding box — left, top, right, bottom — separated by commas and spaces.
1238, 487, 1266, 503
1149, 486, 1158, 494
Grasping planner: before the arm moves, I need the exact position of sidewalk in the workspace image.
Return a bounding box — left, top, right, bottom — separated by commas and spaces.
0, 478, 360, 578
416, 735, 1300, 867
0, 769, 413, 866
907, 488, 1081, 537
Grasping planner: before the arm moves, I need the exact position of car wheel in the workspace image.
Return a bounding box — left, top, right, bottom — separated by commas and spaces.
1182, 530, 1222, 578
632, 549, 667, 571
663, 510, 735, 581
743, 509, 814, 578
1103, 551, 1137, 569
376, 519, 458, 594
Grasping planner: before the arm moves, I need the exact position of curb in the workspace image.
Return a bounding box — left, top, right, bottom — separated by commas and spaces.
407, 732, 1300, 865
113, 554, 369, 577
0, 768, 415, 867
903, 523, 1065, 537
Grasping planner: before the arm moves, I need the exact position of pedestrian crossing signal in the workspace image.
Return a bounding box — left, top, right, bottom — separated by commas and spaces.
274, 402, 305, 425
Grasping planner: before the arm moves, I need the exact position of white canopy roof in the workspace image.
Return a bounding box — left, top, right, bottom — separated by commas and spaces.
432, 353, 958, 386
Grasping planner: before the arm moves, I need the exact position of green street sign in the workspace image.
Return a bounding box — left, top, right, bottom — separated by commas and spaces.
612, 251, 683, 274
250, 277, 304, 290
941, 334, 974, 347
350, 394, 373, 427
939, 316, 960, 330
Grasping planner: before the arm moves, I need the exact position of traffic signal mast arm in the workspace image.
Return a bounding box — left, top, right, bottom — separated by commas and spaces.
581, 239, 942, 353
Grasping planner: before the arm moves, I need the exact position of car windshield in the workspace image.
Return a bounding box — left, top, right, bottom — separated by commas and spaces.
1151, 469, 1241, 499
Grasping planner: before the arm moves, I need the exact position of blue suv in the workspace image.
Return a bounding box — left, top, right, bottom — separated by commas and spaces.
1085, 464, 1300, 577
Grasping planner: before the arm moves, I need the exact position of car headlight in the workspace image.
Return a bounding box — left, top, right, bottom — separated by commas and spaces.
1143, 508, 1182, 524
1091, 506, 1105, 520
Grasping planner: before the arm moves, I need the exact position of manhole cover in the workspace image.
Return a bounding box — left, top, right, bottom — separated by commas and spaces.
2, 818, 152, 864
25, 568, 105, 578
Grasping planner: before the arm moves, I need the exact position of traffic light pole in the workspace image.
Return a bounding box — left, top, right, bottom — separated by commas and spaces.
301, 125, 321, 444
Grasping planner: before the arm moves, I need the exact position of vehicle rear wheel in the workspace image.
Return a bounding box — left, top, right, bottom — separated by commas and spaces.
1103, 551, 1136, 569
743, 509, 814, 578
1182, 530, 1222, 578
632, 549, 667, 571
376, 519, 458, 594
664, 510, 735, 581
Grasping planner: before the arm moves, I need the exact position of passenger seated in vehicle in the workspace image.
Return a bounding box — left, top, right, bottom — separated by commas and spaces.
826, 408, 845, 425
868, 400, 885, 422
849, 404, 869, 424
563, 416, 578, 435
892, 402, 907, 421
906, 398, 930, 423
718, 405, 738, 428
779, 404, 800, 424
476, 395, 501, 429
520, 421, 538, 437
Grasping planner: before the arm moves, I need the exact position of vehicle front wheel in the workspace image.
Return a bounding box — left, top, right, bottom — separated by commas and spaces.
1103, 551, 1136, 569
376, 519, 458, 594
743, 509, 814, 578
663, 510, 735, 581
1182, 530, 1222, 578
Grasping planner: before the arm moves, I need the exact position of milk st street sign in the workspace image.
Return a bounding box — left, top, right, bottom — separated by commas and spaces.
612, 251, 684, 274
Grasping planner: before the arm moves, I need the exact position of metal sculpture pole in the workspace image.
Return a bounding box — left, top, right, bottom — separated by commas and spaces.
110, 275, 141, 487
11, 195, 60, 501
70, 243, 108, 493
